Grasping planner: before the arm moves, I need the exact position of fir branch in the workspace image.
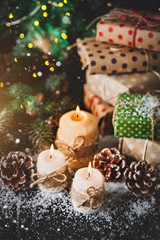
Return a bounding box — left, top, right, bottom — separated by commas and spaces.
8, 83, 33, 98
43, 96, 76, 117
0, 108, 13, 134
24, 95, 43, 113
45, 73, 66, 91
27, 118, 55, 151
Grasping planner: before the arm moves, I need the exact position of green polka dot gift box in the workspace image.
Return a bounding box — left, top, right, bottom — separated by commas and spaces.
96, 8, 160, 52
113, 92, 160, 141
76, 37, 160, 75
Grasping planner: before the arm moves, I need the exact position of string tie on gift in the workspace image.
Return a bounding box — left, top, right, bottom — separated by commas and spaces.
86, 8, 160, 48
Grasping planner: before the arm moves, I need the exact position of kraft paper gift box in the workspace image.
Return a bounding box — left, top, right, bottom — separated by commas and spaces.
77, 37, 160, 75
119, 137, 160, 165
86, 70, 160, 106
96, 8, 160, 52
113, 92, 160, 141
83, 84, 114, 136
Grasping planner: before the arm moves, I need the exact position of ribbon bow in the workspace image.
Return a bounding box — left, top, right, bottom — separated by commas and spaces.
68, 136, 85, 159
113, 9, 160, 48
113, 8, 160, 26
30, 166, 67, 189
79, 187, 101, 210
87, 8, 160, 48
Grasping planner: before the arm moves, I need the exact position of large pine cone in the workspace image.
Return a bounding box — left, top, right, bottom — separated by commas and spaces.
0, 151, 34, 191
124, 160, 158, 197
93, 148, 126, 182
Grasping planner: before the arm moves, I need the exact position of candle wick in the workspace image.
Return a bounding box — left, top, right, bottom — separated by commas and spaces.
50, 155, 52, 159
88, 172, 90, 178
77, 114, 79, 118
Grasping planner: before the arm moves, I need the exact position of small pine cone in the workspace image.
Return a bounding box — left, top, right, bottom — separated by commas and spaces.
124, 160, 158, 197
93, 148, 126, 182
45, 116, 59, 129
0, 151, 35, 191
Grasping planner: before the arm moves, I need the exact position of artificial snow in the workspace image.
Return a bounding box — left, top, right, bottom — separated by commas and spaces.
0, 180, 159, 240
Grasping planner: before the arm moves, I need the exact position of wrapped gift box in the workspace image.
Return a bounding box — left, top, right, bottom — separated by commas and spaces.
119, 137, 160, 165
86, 70, 160, 106
77, 37, 160, 75
96, 8, 160, 52
83, 84, 114, 136
113, 92, 160, 141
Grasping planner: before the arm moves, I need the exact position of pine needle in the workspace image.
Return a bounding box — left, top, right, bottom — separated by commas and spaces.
0, 108, 13, 134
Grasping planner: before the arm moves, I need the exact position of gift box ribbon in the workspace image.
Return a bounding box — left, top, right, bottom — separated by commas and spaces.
87, 8, 160, 48
113, 90, 160, 140
100, 70, 160, 103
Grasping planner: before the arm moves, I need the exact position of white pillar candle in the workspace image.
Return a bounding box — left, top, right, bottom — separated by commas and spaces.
37, 144, 65, 174
36, 144, 67, 192
71, 162, 104, 214
58, 106, 98, 143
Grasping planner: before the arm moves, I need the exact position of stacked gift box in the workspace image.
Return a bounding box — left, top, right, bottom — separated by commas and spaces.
76, 8, 160, 142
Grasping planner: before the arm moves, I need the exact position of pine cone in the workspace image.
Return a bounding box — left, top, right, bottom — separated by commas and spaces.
45, 116, 57, 129
124, 160, 158, 197
0, 151, 35, 191
93, 148, 126, 182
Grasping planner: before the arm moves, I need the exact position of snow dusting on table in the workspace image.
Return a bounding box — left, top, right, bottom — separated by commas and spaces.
0, 180, 159, 240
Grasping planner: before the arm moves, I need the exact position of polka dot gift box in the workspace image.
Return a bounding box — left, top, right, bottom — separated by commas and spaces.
86, 71, 160, 106
83, 84, 114, 136
119, 137, 160, 165
76, 37, 160, 75
96, 8, 160, 52
113, 92, 160, 141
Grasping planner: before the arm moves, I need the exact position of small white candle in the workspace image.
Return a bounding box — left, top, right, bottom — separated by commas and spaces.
73, 166, 104, 194
37, 144, 65, 174
71, 162, 104, 213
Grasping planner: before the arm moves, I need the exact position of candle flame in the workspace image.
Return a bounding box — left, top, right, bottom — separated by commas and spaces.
50, 143, 54, 158
87, 161, 92, 178
76, 105, 80, 118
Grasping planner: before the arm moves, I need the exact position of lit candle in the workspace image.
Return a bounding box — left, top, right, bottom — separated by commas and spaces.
57, 106, 98, 143
56, 106, 99, 169
35, 144, 67, 192
71, 162, 104, 214
37, 144, 65, 174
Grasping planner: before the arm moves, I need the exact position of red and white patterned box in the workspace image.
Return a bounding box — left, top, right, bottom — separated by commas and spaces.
96, 8, 160, 52
83, 84, 114, 136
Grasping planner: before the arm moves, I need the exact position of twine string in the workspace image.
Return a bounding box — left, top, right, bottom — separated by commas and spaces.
78, 187, 101, 209
55, 134, 98, 167
142, 139, 149, 161
86, 8, 160, 47
71, 185, 104, 210
30, 163, 67, 189
100, 71, 160, 104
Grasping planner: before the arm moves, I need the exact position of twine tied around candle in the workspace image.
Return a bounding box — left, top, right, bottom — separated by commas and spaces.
55, 134, 99, 168
113, 90, 160, 140
30, 164, 68, 192
71, 185, 104, 210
